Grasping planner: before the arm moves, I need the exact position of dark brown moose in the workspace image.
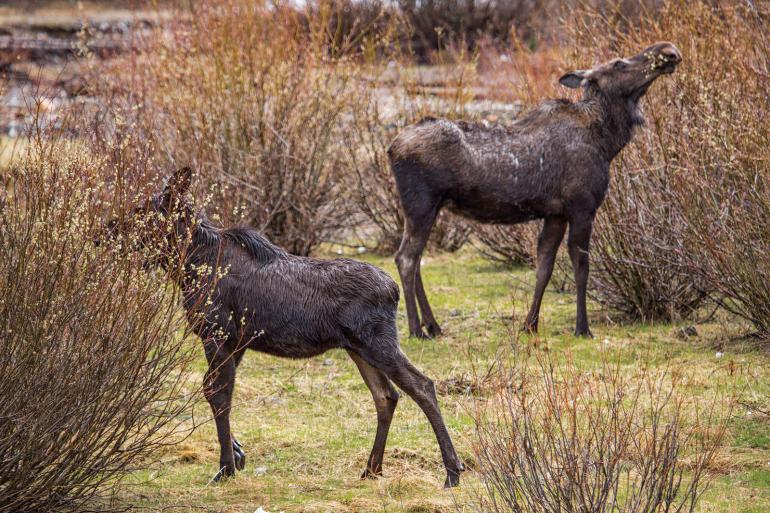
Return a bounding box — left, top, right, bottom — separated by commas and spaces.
389, 42, 682, 339
106, 167, 464, 487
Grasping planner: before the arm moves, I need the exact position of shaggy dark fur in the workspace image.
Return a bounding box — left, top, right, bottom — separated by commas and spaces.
109, 168, 464, 487
389, 42, 682, 338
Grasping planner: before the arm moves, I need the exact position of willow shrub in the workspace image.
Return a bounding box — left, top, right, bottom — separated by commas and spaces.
109, 0, 408, 255
473, 348, 728, 513
0, 133, 195, 512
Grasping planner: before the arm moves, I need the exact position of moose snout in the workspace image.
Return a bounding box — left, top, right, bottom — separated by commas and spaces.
659, 43, 682, 64
644, 42, 682, 74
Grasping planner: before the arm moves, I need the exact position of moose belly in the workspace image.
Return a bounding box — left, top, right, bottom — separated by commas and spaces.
445, 194, 561, 224
249, 336, 337, 359
241, 308, 341, 359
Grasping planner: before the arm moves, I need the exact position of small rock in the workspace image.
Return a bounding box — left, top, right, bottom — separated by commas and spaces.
357, 246, 367, 254
449, 309, 461, 317
715, 351, 724, 359
254, 466, 268, 476
323, 358, 334, 366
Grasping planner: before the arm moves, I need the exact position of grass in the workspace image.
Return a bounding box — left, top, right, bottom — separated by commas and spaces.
117, 250, 769, 512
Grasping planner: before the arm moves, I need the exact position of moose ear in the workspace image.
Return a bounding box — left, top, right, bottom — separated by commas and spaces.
165, 166, 193, 197
559, 70, 592, 89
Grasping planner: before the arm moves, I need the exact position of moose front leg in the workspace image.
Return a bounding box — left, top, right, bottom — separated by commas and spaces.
203, 339, 238, 481
524, 217, 567, 333
568, 213, 595, 338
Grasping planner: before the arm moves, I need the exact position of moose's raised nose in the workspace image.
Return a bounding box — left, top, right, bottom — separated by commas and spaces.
658, 42, 682, 63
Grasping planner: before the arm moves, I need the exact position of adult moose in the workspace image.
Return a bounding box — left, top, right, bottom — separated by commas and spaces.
389, 42, 682, 339
105, 167, 464, 487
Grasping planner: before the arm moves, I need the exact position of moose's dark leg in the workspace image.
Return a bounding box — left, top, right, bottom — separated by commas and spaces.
415, 267, 441, 337
568, 213, 595, 338
346, 321, 463, 487
523, 217, 567, 333
203, 339, 238, 481
395, 202, 440, 339
346, 350, 399, 478
384, 354, 464, 487
230, 347, 247, 471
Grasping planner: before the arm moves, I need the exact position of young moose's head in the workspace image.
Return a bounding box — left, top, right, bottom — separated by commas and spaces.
104, 167, 195, 264
559, 42, 682, 103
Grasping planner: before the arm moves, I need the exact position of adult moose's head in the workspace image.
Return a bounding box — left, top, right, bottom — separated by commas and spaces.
559, 42, 682, 124
103, 166, 195, 267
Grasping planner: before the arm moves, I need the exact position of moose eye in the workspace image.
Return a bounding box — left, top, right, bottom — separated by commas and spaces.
613, 60, 628, 70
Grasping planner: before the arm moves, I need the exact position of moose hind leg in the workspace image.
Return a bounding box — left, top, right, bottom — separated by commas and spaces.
347, 350, 399, 478
346, 320, 462, 487
386, 355, 464, 487
524, 217, 567, 333
415, 267, 441, 337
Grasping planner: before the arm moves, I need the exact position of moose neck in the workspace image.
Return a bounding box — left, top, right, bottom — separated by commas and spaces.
187, 215, 221, 265
157, 214, 218, 303
583, 86, 644, 161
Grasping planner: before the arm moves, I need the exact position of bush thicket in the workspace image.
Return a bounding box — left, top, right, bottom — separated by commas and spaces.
473, 349, 727, 513
0, 128, 195, 512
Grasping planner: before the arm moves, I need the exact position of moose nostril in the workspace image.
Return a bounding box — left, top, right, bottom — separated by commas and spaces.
660, 45, 682, 63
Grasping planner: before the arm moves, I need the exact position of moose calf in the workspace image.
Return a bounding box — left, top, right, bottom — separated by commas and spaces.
106, 167, 464, 487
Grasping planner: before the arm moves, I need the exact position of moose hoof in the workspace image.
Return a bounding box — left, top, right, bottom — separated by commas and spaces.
410, 329, 431, 340
425, 322, 442, 338
574, 328, 594, 338
210, 464, 236, 483
521, 322, 538, 335
361, 467, 382, 480
232, 440, 246, 471
444, 469, 461, 488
